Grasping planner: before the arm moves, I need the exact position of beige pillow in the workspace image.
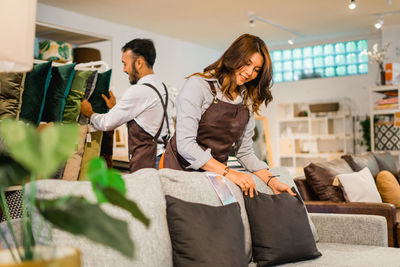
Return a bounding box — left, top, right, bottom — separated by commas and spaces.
376, 170, 400, 207
336, 167, 382, 203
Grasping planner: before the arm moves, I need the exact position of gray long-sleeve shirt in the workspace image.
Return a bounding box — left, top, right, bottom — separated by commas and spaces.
176, 75, 269, 172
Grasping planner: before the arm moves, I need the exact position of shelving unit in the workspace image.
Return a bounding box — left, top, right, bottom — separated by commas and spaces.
369, 85, 400, 152
277, 99, 353, 177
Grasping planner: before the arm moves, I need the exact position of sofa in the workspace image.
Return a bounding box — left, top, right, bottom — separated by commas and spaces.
295, 151, 400, 248
2, 167, 400, 266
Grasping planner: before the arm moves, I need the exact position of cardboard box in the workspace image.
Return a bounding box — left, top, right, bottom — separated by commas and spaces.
385, 63, 400, 85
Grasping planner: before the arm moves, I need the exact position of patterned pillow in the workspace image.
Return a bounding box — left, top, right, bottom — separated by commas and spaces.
39, 40, 73, 63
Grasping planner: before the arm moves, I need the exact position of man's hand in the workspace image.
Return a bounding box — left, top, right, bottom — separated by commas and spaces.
81, 99, 94, 118
102, 91, 116, 109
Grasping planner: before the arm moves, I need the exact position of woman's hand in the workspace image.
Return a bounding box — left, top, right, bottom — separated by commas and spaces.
268, 177, 296, 196
226, 170, 258, 198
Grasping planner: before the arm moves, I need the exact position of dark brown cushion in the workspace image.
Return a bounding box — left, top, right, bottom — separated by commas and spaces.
373, 151, 400, 183
304, 159, 353, 202
166, 195, 247, 267
244, 188, 321, 266
341, 153, 380, 178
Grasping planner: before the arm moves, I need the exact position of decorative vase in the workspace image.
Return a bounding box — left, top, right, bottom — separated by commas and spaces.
379, 63, 386, 86
0, 246, 81, 267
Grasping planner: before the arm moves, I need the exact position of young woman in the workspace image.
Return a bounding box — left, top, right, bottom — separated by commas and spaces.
162, 33, 294, 198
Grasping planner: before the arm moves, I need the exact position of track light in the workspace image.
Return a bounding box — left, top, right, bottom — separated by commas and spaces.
375, 18, 384, 29
348, 0, 356, 10
249, 18, 255, 28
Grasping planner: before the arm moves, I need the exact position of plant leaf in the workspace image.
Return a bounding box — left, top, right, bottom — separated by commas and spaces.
39, 123, 78, 178
102, 187, 150, 227
0, 154, 29, 189
87, 158, 126, 203
0, 120, 78, 178
36, 196, 134, 259
0, 120, 42, 175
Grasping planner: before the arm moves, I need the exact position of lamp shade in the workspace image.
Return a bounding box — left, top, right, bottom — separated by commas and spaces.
0, 0, 37, 73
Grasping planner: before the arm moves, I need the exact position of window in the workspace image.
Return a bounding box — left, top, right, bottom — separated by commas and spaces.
271, 39, 368, 83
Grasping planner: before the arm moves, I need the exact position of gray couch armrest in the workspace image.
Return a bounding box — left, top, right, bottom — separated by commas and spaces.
310, 213, 388, 247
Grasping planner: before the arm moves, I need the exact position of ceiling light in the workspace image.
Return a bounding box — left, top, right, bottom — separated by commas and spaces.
375, 18, 384, 29
249, 19, 255, 28
247, 12, 306, 39
288, 39, 294, 45
348, 0, 356, 10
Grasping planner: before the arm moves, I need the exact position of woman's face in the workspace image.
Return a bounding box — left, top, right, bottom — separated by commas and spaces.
235, 52, 264, 86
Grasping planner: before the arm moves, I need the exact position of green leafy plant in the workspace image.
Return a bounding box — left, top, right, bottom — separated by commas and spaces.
359, 116, 378, 152
0, 120, 149, 262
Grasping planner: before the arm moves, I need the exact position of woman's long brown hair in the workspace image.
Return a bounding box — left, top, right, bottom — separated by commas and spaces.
191, 33, 273, 114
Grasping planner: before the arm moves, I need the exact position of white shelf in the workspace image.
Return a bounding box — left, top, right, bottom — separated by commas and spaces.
370, 85, 400, 151
277, 99, 353, 177
279, 117, 309, 122
372, 109, 400, 115
293, 153, 344, 158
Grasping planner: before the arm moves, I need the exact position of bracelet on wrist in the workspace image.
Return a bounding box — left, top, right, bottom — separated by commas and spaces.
266, 175, 279, 186
222, 166, 230, 176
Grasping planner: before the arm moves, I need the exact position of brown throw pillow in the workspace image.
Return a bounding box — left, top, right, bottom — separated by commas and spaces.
341, 153, 380, 178
304, 159, 353, 202
373, 152, 400, 183
376, 171, 400, 207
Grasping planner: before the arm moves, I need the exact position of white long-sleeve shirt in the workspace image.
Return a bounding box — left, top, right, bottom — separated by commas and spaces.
90, 74, 174, 156
176, 75, 269, 172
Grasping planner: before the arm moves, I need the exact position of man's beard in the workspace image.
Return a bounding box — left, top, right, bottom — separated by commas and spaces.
129, 61, 140, 85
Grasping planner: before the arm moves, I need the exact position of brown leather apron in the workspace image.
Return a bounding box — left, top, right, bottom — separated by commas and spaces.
127, 83, 170, 173
163, 81, 249, 171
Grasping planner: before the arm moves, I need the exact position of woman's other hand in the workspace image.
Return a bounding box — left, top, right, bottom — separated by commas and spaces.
268, 177, 296, 196
226, 170, 258, 198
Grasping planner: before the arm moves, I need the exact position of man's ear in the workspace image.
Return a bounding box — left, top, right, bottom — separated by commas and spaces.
135, 56, 144, 70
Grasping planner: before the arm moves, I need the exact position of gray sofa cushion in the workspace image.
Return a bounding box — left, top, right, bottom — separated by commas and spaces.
341, 153, 380, 178
33, 168, 172, 267
279, 243, 400, 266
158, 168, 253, 260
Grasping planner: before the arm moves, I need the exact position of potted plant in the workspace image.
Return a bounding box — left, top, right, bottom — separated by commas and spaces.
0, 120, 150, 266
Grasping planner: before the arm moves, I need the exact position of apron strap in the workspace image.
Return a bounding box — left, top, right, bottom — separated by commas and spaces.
207, 81, 218, 103
142, 83, 170, 144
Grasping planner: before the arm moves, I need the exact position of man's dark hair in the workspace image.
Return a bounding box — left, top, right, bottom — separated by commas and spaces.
122, 39, 156, 68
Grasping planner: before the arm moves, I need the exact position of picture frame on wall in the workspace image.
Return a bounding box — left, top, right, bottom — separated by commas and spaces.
253, 116, 273, 167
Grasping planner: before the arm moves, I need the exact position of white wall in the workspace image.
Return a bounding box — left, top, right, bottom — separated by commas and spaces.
36, 3, 220, 99
260, 34, 382, 167
382, 24, 400, 63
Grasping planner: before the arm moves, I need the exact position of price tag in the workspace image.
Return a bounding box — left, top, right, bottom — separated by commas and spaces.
86, 133, 92, 143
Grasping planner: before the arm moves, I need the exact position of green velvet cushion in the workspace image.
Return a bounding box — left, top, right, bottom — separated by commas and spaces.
41, 63, 76, 122
89, 69, 112, 114
0, 73, 26, 119
62, 70, 94, 124
19, 61, 53, 125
